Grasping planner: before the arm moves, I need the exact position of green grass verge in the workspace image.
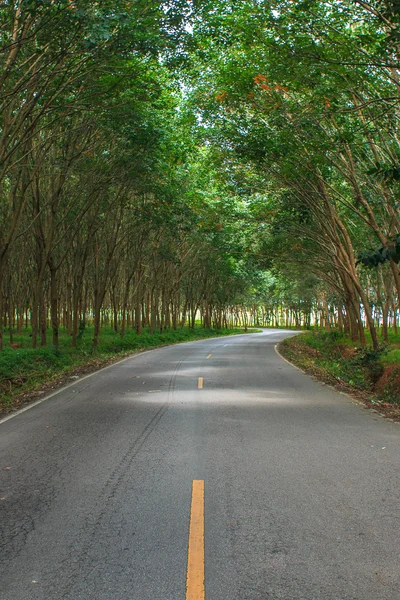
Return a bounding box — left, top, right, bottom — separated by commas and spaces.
0, 325, 257, 413
279, 329, 400, 407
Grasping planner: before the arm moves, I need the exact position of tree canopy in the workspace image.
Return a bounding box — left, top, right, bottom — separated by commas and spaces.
1, 0, 399, 350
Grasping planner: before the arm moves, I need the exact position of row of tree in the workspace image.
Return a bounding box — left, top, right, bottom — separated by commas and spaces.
1, 1, 399, 351
0, 1, 246, 349
185, 0, 400, 349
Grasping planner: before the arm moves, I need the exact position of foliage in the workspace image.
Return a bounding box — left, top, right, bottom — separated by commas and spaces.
358, 235, 400, 268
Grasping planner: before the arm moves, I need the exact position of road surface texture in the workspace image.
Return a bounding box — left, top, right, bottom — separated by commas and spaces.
1, 329, 399, 600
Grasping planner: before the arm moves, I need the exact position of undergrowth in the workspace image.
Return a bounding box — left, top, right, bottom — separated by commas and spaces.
280, 329, 400, 405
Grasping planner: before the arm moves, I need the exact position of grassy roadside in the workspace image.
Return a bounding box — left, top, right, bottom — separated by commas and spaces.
0, 325, 256, 416
278, 330, 400, 422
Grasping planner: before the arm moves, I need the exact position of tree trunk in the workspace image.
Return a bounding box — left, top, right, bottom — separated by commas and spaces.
150, 288, 157, 335
392, 303, 398, 334
31, 267, 46, 348
49, 264, 59, 348
7, 295, 14, 345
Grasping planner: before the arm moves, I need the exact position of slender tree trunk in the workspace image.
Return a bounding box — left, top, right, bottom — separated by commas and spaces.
39, 285, 47, 346
120, 279, 131, 339
66, 279, 73, 336
7, 298, 13, 345
49, 264, 59, 348
0, 272, 4, 350
392, 303, 398, 334
17, 303, 23, 335
32, 268, 45, 348
150, 288, 157, 335
135, 277, 143, 336
92, 291, 104, 348
93, 308, 101, 348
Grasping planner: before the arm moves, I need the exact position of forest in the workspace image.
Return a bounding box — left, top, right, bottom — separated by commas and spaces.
0, 1, 400, 406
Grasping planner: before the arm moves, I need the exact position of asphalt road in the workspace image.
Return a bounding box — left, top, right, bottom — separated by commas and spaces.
1, 329, 399, 600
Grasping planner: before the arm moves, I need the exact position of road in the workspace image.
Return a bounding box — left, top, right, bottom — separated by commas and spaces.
1, 329, 399, 600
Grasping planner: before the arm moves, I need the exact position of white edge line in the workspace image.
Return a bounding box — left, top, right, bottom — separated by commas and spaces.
274, 343, 304, 373
0, 331, 257, 427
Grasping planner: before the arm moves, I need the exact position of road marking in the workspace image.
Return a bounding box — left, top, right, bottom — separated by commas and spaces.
206, 354, 212, 359
274, 343, 308, 373
198, 377, 204, 389
186, 480, 205, 600
223, 344, 228, 347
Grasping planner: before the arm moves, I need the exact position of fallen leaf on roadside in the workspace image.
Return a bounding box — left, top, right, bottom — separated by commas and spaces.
376, 572, 386, 586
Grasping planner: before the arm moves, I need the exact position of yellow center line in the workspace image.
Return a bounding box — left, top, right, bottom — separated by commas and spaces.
186, 480, 205, 600
198, 377, 204, 389
206, 354, 212, 359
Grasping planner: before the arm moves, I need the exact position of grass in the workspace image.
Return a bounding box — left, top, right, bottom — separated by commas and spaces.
279, 328, 400, 413
0, 324, 256, 413
381, 348, 400, 366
